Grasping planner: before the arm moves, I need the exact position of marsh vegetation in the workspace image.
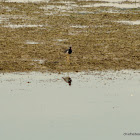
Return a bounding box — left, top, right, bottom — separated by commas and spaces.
0, 0, 140, 72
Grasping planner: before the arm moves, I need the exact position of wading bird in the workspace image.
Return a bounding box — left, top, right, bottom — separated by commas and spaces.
65, 47, 72, 54
64, 47, 72, 64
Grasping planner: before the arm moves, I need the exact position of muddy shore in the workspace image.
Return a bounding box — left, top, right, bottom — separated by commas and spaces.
0, 1, 140, 72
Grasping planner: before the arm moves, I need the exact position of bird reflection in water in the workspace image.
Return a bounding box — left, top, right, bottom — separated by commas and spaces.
62, 77, 72, 86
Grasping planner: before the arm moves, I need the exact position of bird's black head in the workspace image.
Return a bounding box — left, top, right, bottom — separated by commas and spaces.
69, 47, 72, 49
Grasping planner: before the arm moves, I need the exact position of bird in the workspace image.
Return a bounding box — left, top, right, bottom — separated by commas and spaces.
62, 77, 72, 86
65, 47, 72, 54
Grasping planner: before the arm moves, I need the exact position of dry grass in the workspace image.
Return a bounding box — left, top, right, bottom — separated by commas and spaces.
0, 1, 140, 72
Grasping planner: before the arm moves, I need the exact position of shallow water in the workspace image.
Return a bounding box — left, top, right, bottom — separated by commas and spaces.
116, 20, 140, 25
92, 3, 140, 9
4, 0, 50, 3
25, 41, 40, 44
41, 3, 78, 14
32, 59, 45, 64
3, 24, 44, 28
6, 0, 139, 2
78, 0, 140, 2
70, 25, 89, 28
4, 0, 140, 9
0, 70, 140, 140
3, 0, 140, 4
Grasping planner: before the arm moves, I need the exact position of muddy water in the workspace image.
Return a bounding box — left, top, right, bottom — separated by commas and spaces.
0, 70, 140, 140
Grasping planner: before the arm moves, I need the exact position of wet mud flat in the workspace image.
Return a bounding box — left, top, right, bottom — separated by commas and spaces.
0, 0, 140, 72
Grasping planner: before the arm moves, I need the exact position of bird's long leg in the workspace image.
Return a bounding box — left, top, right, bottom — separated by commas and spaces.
67, 53, 70, 65
66, 54, 70, 76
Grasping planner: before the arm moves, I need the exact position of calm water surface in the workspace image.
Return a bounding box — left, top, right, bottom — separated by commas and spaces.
0, 70, 140, 140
